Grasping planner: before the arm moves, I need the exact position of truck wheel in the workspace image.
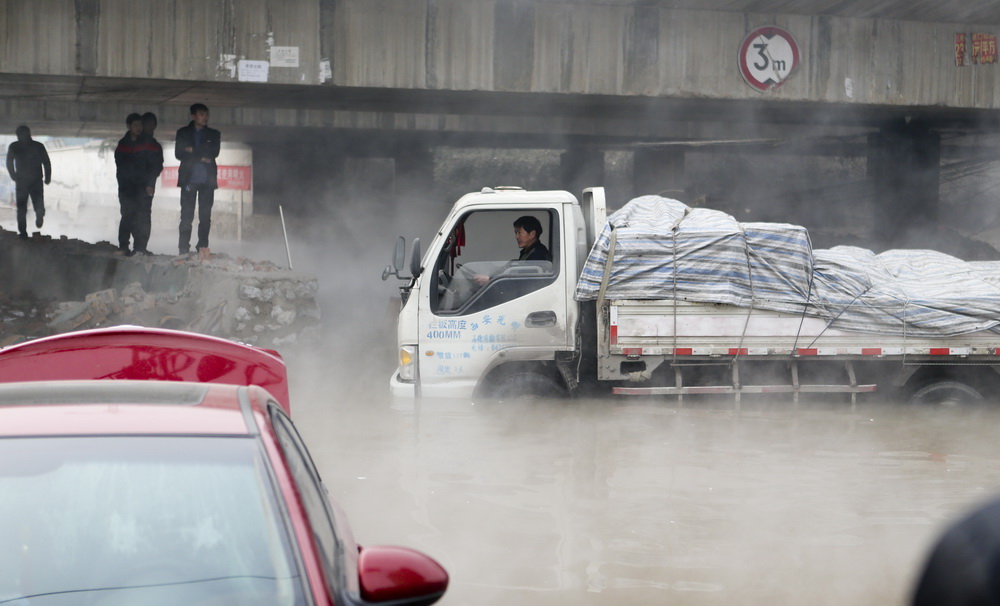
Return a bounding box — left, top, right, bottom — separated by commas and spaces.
492, 372, 567, 401
907, 380, 985, 408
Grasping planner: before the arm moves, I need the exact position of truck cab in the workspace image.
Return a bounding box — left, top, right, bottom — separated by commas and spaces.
387, 187, 604, 401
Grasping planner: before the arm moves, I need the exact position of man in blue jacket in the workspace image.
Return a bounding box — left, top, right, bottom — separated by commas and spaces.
174, 103, 220, 255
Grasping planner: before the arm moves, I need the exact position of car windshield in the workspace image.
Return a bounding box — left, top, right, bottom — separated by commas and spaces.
0, 436, 306, 606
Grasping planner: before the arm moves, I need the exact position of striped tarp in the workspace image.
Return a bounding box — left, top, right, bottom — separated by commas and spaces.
574, 196, 1000, 337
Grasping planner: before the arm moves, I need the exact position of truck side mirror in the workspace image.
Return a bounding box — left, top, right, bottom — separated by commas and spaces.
393, 236, 406, 270
409, 238, 422, 277
382, 237, 406, 281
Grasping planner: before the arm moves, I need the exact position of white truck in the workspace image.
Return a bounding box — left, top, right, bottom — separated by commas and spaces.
384, 186, 1000, 406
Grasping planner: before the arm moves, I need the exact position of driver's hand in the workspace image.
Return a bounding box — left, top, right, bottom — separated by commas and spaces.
473, 274, 490, 286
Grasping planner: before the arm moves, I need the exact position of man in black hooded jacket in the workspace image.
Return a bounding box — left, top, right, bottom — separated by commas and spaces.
6, 125, 51, 239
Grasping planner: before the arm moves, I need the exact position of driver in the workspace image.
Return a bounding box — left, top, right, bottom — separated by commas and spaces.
474, 216, 551, 285
513, 215, 551, 262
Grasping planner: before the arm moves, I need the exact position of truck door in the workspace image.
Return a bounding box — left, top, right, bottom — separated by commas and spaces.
416, 207, 570, 399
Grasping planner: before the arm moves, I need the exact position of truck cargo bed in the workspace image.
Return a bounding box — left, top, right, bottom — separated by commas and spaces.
608, 300, 1000, 359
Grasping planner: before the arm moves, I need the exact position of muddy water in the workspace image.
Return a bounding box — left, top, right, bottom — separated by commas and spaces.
287, 359, 1000, 606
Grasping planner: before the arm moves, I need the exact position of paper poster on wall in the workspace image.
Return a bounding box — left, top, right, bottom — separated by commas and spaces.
238, 60, 269, 82
270, 46, 299, 68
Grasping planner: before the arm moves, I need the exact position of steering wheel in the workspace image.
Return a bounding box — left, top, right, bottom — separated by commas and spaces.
437, 269, 453, 295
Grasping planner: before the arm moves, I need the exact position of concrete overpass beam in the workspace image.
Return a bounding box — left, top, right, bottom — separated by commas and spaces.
633, 148, 685, 199
867, 121, 941, 245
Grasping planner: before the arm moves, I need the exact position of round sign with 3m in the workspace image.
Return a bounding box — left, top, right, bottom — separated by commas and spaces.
739, 26, 800, 92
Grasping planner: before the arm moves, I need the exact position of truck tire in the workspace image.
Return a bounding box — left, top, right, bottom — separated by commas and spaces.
491, 372, 567, 401
907, 380, 985, 408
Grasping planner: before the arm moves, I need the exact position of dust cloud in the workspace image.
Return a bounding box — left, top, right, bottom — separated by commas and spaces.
186, 144, 1000, 606
9, 125, 1000, 606
263, 169, 1000, 605
239, 138, 1000, 605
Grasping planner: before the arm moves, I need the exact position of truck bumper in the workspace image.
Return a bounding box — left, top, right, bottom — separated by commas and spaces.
389, 371, 416, 411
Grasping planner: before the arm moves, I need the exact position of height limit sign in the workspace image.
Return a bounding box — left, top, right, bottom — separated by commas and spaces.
739, 26, 799, 91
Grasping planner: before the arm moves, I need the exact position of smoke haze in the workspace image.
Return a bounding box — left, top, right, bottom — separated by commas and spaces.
6, 118, 1000, 606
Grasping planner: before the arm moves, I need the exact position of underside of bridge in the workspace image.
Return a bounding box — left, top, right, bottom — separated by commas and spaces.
3, 73, 998, 256
1, 0, 999, 256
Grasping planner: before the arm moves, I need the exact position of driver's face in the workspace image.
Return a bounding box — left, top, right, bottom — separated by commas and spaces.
514, 226, 538, 250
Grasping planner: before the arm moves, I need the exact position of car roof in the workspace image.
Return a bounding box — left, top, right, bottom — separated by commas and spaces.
0, 380, 277, 437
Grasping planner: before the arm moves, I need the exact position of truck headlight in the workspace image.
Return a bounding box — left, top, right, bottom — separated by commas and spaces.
398, 345, 417, 382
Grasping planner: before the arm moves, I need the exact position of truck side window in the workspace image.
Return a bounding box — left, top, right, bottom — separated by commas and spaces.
431, 209, 559, 315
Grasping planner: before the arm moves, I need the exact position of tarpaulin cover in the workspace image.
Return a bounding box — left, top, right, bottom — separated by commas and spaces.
574, 195, 1000, 337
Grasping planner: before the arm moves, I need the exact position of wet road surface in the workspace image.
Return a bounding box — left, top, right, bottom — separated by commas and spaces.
287, 355, 1000, 606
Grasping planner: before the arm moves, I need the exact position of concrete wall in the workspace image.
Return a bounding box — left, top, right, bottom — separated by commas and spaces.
1, 0, 322, 84
1, 0, 998, 109
334, 2, 1000, 107
44, 141, 254, 243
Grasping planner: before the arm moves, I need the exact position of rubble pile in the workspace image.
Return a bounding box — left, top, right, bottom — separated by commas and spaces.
0, 292, 51, 346
0, 229, 321, 348
48, 283, 181, 333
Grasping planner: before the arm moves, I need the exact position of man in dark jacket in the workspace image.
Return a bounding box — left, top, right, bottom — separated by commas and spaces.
114, 113, 147, 255
132, 112, 164, 256
5, 125, 51, 239
174, 103, 221, 255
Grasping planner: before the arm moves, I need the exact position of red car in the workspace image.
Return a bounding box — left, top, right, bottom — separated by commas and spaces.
0, 325, 292, 410
0, 329, 448, 606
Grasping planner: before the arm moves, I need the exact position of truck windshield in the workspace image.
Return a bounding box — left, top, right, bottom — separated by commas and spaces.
0, 435, 305, 606
434, 209, 558, 314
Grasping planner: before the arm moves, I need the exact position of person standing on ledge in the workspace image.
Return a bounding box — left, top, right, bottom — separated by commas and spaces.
133, 112, 164, 256
5, 125, 51, 239
174, 103, 220, 256
114, 113, 146, 255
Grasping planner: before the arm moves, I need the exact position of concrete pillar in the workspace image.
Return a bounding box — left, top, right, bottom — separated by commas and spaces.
253, 142, 345, 216
633, 147, 685, 199
560, 148, 604, 196
393, 144, 435, 204
391, 144, 438, 240
867, 121, 941, 245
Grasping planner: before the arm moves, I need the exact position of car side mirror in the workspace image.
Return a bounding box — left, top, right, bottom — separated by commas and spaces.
358, 545, 448, 605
